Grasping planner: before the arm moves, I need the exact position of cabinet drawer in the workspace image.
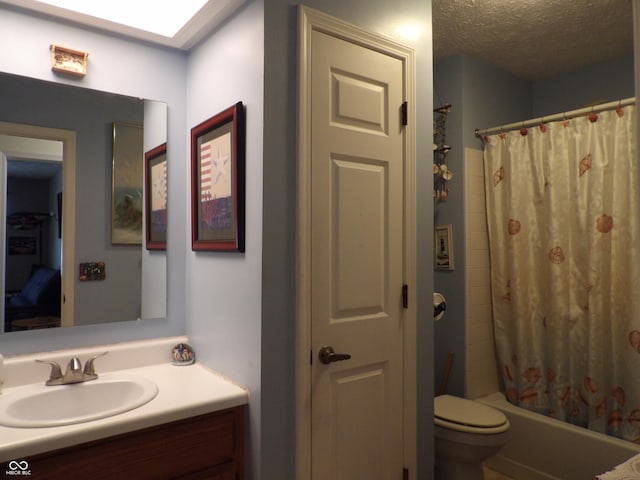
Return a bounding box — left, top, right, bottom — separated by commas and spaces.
25, 406, 245, 480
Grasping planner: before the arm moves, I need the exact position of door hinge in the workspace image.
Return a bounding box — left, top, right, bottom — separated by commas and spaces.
403, 467, 409, 480
401, 101, 408, 126
402, 284, 408, 309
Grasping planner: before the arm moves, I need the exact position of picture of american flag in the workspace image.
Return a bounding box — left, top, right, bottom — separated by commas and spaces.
199, 132, 233, 232
200, 132, 231, 201
151, 159, 167, 212
190, 101, 244, 251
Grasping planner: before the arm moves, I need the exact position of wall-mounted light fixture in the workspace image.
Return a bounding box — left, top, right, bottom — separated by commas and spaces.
50, 44, 88, 77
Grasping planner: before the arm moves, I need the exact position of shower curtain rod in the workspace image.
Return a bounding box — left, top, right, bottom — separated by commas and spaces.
475, 97, 636, 137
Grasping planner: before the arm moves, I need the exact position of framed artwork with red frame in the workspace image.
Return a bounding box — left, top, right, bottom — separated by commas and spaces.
145, 143, 167, 250
190, 102, 245, 252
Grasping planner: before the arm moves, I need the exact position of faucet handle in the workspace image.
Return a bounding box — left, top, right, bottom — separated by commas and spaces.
35, 359, 63, 382
83, 351, 109, 376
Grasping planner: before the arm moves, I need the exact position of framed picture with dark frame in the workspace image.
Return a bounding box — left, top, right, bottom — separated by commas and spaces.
145, 143, 167, 250
190, 102, 245, 252
435, 224, 454, 270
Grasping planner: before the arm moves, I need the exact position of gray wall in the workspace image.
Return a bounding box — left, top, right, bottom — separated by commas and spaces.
433, 55, 467, 398
433, 54, 531, 397
533, 54, 635, 117
185, 2, 264, 478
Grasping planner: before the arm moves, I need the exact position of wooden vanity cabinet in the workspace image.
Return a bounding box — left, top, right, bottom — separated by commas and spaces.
26, 405, 245, 479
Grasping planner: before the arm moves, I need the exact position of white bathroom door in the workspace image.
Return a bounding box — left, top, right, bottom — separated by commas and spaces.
307, 21, 407, 480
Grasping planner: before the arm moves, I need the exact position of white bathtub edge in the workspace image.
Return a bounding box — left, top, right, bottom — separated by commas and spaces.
484, 451, 559, 480
477, 391, 640, 480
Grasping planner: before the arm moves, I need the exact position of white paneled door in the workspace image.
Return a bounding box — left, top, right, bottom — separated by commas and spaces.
306, 17, 408, 480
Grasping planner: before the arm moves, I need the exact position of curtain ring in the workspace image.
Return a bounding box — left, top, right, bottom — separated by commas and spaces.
520, 122, 528, 136
588, 106, 598, 123
539, 117, 547, 132
616, 100, 624, 117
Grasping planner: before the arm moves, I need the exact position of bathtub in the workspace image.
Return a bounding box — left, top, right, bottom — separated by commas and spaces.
477, 392, 640, 480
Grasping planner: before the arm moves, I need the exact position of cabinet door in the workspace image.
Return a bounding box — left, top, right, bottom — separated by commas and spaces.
26, 406, 245, 480
176, 461, 235, 480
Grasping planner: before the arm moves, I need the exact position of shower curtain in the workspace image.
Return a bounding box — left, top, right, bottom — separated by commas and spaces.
483, 105, 640, 443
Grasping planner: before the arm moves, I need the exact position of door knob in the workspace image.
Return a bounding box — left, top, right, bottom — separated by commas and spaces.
318, 345, 352, 365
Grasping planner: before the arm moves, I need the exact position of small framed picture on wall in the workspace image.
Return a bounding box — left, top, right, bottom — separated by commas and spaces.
435, 224, 454, 270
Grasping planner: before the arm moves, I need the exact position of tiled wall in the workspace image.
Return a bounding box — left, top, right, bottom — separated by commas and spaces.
464, 147, 500, 399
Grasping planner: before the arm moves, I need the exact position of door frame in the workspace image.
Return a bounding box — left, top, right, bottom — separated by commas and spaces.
295, 6, 417, 478
0, 122, 76, 327
0, 151, 6, 323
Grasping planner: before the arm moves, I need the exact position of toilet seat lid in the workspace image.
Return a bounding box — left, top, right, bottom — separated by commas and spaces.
434, 395, 507, 429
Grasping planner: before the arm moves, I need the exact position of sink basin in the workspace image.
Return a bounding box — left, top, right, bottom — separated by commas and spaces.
0, 373, 158, 428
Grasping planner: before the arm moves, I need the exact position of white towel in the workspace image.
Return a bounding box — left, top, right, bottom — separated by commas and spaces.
594, 452, 640, 479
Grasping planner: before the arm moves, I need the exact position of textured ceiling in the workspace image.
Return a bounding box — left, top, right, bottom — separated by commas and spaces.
433, 0, 634, 81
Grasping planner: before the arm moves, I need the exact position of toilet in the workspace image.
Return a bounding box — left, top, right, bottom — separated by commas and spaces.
434, 395, 510, 480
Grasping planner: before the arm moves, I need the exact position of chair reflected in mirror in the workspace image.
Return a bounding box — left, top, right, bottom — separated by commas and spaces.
4, 265, 61, 331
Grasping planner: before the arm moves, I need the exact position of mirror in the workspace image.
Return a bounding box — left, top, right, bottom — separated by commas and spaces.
0, 71, 167, 332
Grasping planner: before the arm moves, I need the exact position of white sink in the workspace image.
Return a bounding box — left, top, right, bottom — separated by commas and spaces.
0, 373, 158, 428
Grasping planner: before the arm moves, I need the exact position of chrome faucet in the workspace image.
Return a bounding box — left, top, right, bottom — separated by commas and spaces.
36, 352, 108, 386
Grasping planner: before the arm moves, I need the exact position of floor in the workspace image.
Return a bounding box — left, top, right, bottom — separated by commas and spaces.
483, 466, 515, 480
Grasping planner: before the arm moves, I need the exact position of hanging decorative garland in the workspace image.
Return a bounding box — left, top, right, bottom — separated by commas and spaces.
433, 104, 453, 201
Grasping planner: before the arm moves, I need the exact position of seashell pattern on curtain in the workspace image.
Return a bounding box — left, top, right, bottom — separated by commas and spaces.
483, 105, 640, 443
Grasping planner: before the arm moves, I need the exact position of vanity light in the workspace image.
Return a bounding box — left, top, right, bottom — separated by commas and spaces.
50, 44, 88, 77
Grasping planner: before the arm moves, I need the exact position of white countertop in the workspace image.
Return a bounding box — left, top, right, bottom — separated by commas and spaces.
0, 338, 248, 462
